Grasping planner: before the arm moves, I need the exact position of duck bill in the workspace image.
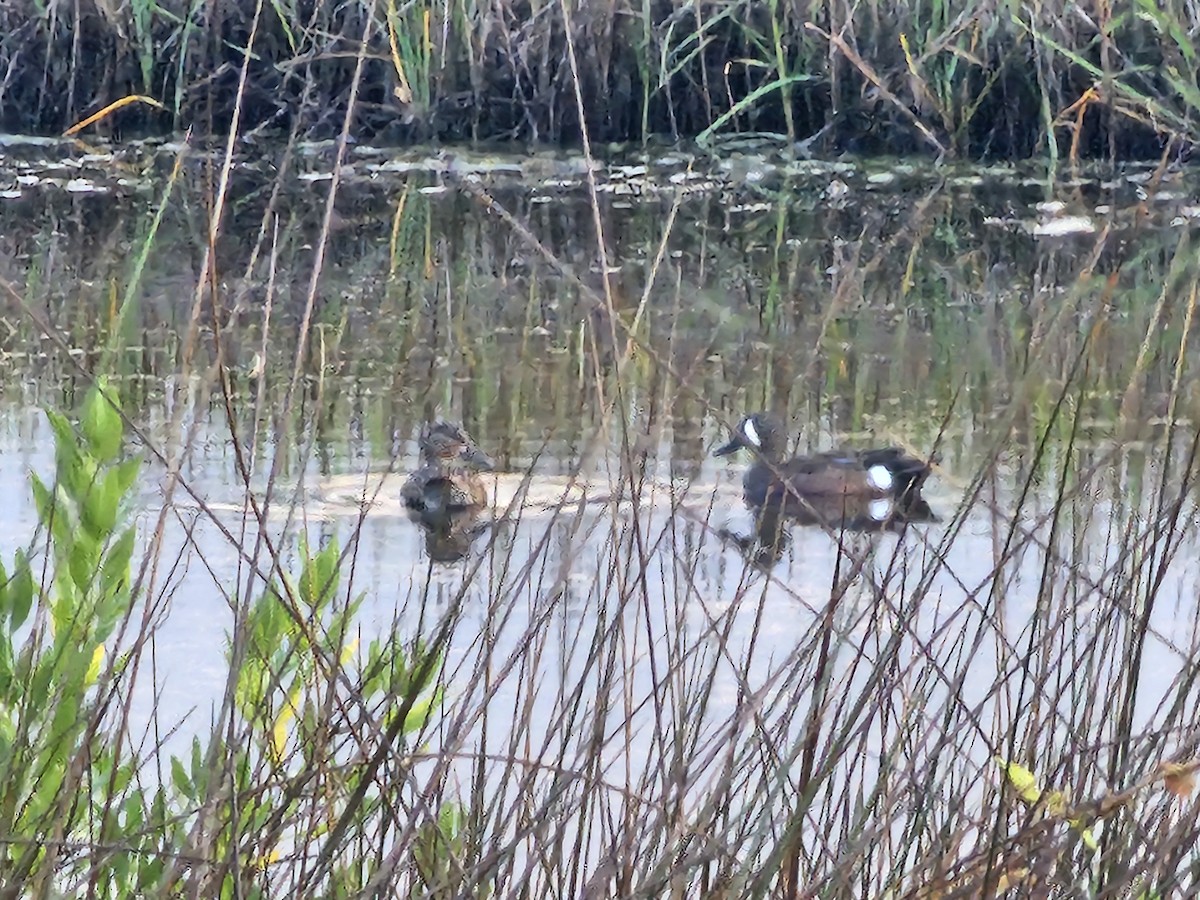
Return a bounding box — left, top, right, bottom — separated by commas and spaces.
712, 436, 744, 457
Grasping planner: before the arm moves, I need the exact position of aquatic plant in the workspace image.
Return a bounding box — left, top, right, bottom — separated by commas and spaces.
3, 0, 1200, 157
0, 382, 455, 896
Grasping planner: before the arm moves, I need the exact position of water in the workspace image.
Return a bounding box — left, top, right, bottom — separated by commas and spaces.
3, 137, 1199, 890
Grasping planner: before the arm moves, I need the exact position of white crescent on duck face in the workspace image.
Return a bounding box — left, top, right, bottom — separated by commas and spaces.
742, 417, 761, 448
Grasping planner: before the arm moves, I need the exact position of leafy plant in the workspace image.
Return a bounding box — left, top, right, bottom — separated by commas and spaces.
0, 377, 143, 888
0, 381, 459, 896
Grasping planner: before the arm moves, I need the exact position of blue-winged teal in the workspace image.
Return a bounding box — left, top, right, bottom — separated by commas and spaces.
714, 412, 934, 521
401, 420, 494, 520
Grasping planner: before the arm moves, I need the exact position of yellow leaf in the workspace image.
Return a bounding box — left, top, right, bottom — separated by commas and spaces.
63, 95, 165, 137
995, 866, 1030, 893
1044, 790, 1067, 817
249, 846, 281, 872
899, 33, 919, 77
270, 685, 303, 764
995, 757, 1042, 805
386, 0, 412, 103
1070, 819, 1099, 852
85, 644, 104, 686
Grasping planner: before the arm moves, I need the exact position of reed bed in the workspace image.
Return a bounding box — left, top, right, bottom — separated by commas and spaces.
4, 0, 1200, 157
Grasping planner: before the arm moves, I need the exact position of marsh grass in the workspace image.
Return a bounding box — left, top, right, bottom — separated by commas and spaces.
4, 0, 1200, 157
2, 48, 1200, 900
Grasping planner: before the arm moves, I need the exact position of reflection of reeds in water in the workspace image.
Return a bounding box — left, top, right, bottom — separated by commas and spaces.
4, 159, 1197, 467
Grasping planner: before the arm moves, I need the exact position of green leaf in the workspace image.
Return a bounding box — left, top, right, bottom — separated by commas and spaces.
29, 473, 54, 524
82, 380, 124, 462
32, 476, 77, 560
402, 685, 443, 734
112, 849, 132, 891
108, 456, 142, 503
101, 527, 136, 599
170, 756, 193, 800
46, 409, 78, 472
81, 470, 120, 538
235, 657, 269, 718
95, 594, 124, 644
190, 736, 207, 798
110, 755, 134, 795
694, 73, 820, 147
0, 639, 13, 702
68, 529, 100, 596
137, 856, 165, 892
9, 552, 33, 630
299, 537, 341, 610
122, 790, 144, 834
0, 712, 14, 760
66, 455, 101, 512
150, 787, 168, 829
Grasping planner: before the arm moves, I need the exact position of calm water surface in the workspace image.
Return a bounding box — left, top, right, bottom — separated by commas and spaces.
2, 141, 1199, 853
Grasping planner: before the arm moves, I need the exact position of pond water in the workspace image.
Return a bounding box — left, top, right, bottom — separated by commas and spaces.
2, 136, 1199, 889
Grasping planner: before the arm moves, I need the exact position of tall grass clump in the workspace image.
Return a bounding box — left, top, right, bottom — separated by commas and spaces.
4, 0, 1200, 157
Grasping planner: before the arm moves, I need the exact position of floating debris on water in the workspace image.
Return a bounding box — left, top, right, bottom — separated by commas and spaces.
0, 136, 1195, 243
1031, 215, 1097, 237
825, 179, 850, 200
65, 178, 106, 192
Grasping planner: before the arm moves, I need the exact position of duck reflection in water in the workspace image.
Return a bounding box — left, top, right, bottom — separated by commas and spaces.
401, 420, 495, 562
714, 412, 937, 566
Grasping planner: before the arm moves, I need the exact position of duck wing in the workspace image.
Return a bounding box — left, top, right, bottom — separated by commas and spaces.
777, 454, 878, 496
745, 449, 932, 506
402, 470, 481, 515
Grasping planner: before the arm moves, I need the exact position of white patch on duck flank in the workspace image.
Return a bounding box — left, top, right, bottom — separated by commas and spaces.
866, 464, 894, 491
868, 498, 892, 521
742, 418, 762, 448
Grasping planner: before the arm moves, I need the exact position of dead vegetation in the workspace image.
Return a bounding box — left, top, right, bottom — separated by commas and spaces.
2, 0, 1199, 157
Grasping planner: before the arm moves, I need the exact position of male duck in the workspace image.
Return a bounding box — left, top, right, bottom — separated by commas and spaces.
713, 412, 935, 523
400, 420, 495, 520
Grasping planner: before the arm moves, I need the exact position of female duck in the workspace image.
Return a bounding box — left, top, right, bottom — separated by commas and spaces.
713, 412, 934, 523
400, 420, 495, 520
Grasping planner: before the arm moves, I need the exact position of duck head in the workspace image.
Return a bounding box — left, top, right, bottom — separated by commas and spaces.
713, 412, 785, 459
420, 420, 495, 471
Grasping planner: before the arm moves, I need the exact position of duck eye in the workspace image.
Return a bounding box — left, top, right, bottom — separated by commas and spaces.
742, 418, 761, 448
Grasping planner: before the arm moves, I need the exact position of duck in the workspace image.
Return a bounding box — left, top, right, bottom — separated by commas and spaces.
713, 412, 935, 523
400, 420, 495, 521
